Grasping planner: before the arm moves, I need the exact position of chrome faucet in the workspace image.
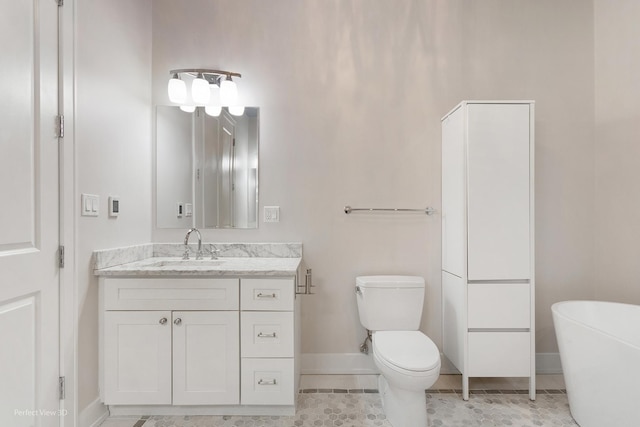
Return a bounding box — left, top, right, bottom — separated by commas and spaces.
183, 228, 203, 260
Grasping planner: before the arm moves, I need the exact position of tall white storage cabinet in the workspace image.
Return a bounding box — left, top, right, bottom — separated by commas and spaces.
441, 101, 535, 401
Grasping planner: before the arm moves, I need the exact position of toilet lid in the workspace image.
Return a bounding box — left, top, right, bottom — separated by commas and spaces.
374, 331, 440, 372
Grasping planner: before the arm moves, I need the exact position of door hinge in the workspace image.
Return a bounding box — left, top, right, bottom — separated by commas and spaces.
233, 138, 236, 147
59, 376, 65, 400
59, 245, 65, 268
56, 0, 63, 6
56, 115, 64, 138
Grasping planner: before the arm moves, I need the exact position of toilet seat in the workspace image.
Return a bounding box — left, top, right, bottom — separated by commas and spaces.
373, 331, 440, 374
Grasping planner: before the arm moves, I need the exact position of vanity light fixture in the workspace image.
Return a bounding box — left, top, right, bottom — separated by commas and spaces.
168, 68, 243, 117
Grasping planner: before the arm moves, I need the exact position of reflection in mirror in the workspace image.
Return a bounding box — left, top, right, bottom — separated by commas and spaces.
156, 106, 258, 229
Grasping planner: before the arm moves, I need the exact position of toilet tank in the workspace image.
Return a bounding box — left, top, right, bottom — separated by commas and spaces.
355, 275, 425, 331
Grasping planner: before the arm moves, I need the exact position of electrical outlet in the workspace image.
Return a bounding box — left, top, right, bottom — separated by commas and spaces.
264, 206, 280, 223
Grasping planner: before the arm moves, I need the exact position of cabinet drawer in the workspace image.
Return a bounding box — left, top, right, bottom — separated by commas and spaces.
241, 358, 295, 405
468, 283, 530, 329
240, 278, 294, 311
468, 332, 531, 377
241, 312, 294, 358
103, 278, 239, 310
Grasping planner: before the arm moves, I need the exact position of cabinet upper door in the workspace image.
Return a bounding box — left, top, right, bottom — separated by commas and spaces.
441, 106, 466, 277
467, 103, 531, 280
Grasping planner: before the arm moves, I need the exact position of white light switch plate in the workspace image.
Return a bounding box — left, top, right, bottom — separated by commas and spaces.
264, 206, 280, 223
81, 194, 99, 217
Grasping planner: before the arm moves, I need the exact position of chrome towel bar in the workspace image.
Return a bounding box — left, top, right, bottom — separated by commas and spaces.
344, 206, 437, 215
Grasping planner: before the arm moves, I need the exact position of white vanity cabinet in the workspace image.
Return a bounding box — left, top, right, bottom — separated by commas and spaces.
98, 274, 300, 415
100, 277, 240, 406
441, 101, 535, 401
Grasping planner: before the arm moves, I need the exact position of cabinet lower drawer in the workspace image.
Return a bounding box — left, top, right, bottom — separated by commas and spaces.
468, 283, 530, 329
240, 278, 294, 311
103, 278, 239, 310
468, 332, 531, 377
241, 358, 295, 405
241, 312, 294, 358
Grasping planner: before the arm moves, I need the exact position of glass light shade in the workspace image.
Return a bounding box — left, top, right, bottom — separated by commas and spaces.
191, 76, 211, 105
179, 105, 196, 113
220, 78, 238, 106
167, 76, 187, 103
209, 83, 221, 106
229, 105, 245, 116
205, 105, 222, 117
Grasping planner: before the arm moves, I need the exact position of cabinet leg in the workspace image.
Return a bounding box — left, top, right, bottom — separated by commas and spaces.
529, 375, 536, 401
462, 374, 469, 401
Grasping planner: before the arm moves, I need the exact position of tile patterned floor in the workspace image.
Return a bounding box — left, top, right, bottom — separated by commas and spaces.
99, 375, 577, 427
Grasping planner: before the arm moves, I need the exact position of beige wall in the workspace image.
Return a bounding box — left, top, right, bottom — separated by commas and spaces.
151, 0, 595, 359
76, 0, 153, 411
594, 0, 640, 304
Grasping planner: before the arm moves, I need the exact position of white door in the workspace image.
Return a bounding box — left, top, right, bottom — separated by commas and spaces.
172, 311, 239, 405
103, 311, 172, 405
0, 0, 60, 426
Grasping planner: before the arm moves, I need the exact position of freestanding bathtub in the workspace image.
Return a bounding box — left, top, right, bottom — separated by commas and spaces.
552, 300, 640, 427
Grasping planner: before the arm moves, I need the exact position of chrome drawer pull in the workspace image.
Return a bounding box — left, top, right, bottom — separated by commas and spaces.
174, 318, 182, 325
256, 292, 277, 298
159, 317, 168, 325
257, 332, 277, 338
258, 379, 277, 386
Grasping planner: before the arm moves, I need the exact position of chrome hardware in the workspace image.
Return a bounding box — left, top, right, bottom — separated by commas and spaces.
296, 268, 315, 295
183, 228, 203, 260
159, 317, 168, 325
258, 379, 277, 386
359, 329, 372, 354
174, 318, 182, 325
257, 332, 277, 338
256, 292, 277, 298
344, 205, 437, 215
205, 244, 220, 260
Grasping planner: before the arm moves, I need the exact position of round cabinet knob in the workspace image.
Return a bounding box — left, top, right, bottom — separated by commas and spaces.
174, 318, 182, 325
159, 317, 168, 325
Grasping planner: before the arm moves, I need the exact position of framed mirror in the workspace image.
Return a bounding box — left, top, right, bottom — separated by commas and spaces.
156, 106, 259, 229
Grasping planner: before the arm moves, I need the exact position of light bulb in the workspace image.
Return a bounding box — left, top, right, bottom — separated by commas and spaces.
220, 77, 238, 106
229, 105, 245, 116
167, 74, 186, 103
205, 105, 222, 117
180, 105, 196, 113
191, 74, 211, 105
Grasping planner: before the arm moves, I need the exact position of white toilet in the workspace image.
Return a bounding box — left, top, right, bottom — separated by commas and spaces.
355, 276, 440, 427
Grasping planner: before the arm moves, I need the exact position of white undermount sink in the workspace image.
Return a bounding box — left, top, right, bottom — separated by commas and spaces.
147, 258, 225, 268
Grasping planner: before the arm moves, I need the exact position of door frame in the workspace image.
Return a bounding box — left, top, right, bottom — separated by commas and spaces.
59, 0, 77, 425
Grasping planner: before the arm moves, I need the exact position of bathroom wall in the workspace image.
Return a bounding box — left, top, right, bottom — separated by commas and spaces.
151, 0, 595, 370
76, 0, 153, 414
593, 0, 640, 304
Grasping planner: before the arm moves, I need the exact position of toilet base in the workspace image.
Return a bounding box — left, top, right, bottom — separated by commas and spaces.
378, 375, 428, 427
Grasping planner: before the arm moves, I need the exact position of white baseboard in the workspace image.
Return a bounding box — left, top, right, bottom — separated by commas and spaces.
79, 397, 108, 427
301, 352, 562, 375
301, 353, 378, 374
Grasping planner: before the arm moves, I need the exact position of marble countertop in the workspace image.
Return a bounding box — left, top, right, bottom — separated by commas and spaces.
94, 256, 302, 277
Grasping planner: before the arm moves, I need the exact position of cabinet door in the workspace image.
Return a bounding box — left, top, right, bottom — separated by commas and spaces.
442, 106, 466, 278
172, 311, 240, 405
103, 311, 172, 404
467, 103, 531, 280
